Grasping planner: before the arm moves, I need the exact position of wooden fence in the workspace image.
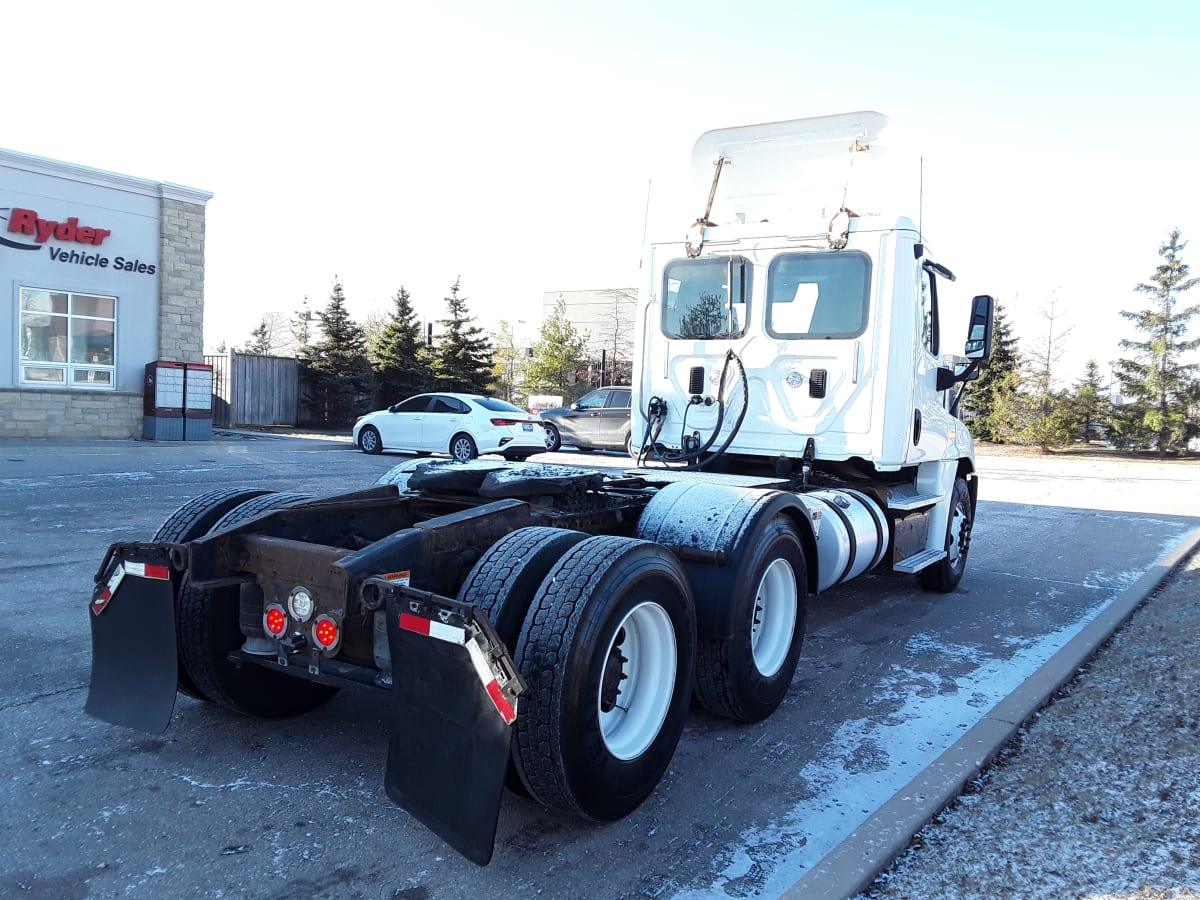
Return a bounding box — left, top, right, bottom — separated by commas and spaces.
204, 351, 299, 427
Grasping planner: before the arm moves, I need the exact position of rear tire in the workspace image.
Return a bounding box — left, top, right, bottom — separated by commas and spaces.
693, 516, 806, 722
177, 492, 339, 717
917, 476, 973, 592
359, 425, 383, 455
512, 536, 696, 820
449, 432, 478, 462
153, 488, 271, 701
457, 526, 589, 795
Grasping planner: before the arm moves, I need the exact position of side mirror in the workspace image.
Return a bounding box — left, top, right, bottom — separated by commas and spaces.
571, 402, 582, 412
964, 295, 994, 360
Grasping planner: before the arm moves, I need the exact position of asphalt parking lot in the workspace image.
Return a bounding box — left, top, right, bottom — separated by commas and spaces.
2, 436, 1197, 899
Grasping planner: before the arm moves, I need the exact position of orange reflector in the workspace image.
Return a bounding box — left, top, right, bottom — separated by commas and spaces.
264, 605, 287, 636
313, 615, 339, 649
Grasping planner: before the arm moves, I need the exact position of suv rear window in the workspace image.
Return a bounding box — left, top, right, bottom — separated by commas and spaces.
607, 389, 631, 408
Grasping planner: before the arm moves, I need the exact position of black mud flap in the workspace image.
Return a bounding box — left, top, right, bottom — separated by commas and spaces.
85, 545, 179, 734
381, 584, 524, 866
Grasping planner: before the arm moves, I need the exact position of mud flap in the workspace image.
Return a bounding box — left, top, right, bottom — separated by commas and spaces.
382, 586, 524, 866
85, 546, 178, 734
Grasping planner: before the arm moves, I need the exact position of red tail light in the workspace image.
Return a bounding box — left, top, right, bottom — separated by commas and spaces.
490, 418, 532, 427
313, 615, 340, 651
264, 604, 287, 637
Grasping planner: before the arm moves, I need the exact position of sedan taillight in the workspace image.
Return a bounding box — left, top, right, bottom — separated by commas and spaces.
490, 418, 538, 427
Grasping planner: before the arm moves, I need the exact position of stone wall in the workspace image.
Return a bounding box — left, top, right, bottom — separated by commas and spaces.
0, 390, 142, 439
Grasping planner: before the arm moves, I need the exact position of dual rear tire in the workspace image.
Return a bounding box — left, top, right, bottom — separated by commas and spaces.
459, 530, 697, 820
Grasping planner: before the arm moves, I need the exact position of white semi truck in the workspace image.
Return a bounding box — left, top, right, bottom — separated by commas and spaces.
86, 112, 993, 865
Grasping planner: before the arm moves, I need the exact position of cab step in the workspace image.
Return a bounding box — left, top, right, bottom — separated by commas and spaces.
886, 485, 944, 511
892, 548, 947, 573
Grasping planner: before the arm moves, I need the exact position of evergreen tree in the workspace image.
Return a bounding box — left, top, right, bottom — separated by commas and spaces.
432, 278, 494, 394
963, 301, 1019, 440
525, 297, 591, 401
1113, 229, 1200, 455
1067, 359, 1112, 443
371, 287, 431, 402
299, 279, 375, 427
292, 299, 313, 350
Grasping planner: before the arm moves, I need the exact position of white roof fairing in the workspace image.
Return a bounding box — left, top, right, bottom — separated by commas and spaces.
686, 111, 918, 228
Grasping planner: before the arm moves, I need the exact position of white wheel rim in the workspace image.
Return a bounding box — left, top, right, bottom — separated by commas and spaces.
750, 557, 798, 677
452, 438, 472, 460
363, 430, 376, 450
948, 500, 968, 566
597, 601, 677, 761
545, 427, 557, 449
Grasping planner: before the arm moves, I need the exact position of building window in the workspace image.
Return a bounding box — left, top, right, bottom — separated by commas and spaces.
18, 287, 117, 389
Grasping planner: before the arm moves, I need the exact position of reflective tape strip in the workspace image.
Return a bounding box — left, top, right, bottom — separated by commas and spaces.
125, 561, 171, 580
464, 638, 517, 725
91, 564, 126, 616
397, 612, 466, 644
397, 611, 517, 725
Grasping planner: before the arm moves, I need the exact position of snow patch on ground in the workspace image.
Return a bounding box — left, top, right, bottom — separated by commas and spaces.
672, 596, 1116, 899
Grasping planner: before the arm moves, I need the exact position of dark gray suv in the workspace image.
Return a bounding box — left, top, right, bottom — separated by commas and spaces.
540, 387, 633, 456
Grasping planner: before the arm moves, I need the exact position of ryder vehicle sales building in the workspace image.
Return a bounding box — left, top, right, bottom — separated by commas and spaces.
1, 148, 211, 438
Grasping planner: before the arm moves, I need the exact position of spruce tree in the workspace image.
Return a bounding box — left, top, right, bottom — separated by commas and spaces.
964, 301, 1019, 441
371, 287, 431, 403
432, 278, 494, 394
525, 297, 591, 401
300, 279, 375, 426
1113, 229, 1200, 455
1067, 359, 1112, 443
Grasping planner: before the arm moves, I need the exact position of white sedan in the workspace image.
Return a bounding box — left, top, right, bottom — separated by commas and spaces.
353, 393, 546, 461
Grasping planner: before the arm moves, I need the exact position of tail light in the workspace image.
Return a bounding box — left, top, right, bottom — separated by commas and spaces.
264, 604, 287, 637
490, 418, 537, 427
313, 615, 341, 652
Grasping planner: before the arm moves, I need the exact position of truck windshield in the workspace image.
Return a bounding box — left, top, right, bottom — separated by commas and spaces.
662, 257, 750, 339
766, 252, 871, 339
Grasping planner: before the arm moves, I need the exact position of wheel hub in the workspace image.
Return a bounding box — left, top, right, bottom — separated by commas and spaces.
600, 628, 628, 713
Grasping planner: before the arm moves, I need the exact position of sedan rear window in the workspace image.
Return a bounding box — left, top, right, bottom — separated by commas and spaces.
471, 397, 529, 414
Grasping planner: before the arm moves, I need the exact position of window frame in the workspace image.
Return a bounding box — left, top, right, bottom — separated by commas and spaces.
18, 285, 118, 390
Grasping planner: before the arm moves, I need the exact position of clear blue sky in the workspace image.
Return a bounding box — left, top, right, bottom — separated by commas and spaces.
5, 0, 1197, 381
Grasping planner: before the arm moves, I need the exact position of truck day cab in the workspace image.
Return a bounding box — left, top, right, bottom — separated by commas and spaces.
86, 112, 993, 865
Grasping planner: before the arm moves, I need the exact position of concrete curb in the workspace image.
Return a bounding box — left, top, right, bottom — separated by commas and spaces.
782, 526, 1200, 900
